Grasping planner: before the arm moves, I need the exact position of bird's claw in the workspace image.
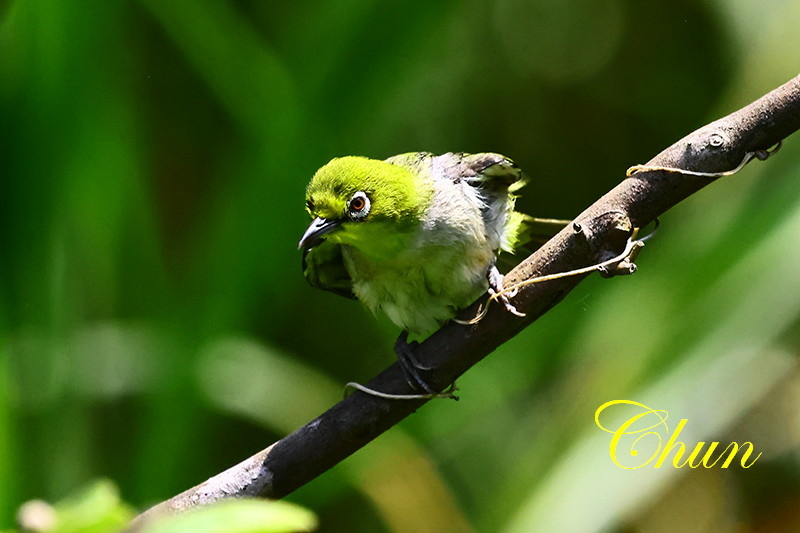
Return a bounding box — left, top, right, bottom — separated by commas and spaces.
395, 331, 439, 395
489, 286, 526, 317
395, 333, 432, 371
487, 264, 526, 317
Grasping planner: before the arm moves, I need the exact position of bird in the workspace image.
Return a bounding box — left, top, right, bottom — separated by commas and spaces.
298, 152, 565, 395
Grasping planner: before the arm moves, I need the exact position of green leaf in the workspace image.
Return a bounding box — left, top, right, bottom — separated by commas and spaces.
139, 500, 317, 533
49, 479, 134, 533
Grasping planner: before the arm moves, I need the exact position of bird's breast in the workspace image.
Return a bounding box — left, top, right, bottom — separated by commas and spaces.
342, 240, 494, 339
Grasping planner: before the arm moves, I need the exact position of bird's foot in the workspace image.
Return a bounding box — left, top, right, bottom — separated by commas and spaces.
343, 332, 458, 400
395, 330, 431, 371
488, 264, 526, 317
394, 331, 458, 399
345, 331, 458, 400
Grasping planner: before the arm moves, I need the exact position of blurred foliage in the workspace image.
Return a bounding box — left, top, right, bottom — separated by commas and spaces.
2, 0, 800, 532
8, 479, 315, 533
12, 480, 133, 533
140, 499, 317, 533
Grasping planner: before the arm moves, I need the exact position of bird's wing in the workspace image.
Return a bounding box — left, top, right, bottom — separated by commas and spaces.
436, 153, 572, 252
383, 152, 435, 176
438, 153, 527, 252
437, 152, 524, 189
302, 240, 356, 299
385, 151, 521, 189
386, 151, 570, 252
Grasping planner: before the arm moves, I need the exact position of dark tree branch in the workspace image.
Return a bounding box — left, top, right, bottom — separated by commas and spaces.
131, 74, 800, 528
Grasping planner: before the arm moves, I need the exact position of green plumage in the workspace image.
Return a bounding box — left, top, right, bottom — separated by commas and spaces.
299, 152, 562, 341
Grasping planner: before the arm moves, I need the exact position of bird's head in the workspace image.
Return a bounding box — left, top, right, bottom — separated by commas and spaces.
298, 156, 433, 255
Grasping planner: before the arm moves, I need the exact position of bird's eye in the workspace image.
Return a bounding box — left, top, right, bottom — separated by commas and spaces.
350, 197, 365, 211
347, 191, 370, 220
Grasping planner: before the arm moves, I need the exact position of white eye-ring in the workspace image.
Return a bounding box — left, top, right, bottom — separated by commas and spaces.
347, 191, 370, 220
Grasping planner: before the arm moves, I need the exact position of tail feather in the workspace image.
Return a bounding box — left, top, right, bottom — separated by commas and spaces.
502, 213, 571, 256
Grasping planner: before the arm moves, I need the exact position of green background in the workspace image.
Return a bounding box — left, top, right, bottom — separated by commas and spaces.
3, 1, 800, 531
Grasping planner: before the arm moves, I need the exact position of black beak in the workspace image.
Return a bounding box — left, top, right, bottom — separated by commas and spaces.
298, 217, 342, 250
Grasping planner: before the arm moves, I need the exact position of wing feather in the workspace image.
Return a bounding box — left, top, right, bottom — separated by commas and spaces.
302, 240, 355, 299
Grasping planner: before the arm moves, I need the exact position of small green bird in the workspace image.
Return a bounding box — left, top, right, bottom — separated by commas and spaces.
298, 152, 562, 393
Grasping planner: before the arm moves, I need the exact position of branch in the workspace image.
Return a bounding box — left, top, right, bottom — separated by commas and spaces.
131, 74, 800, 528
